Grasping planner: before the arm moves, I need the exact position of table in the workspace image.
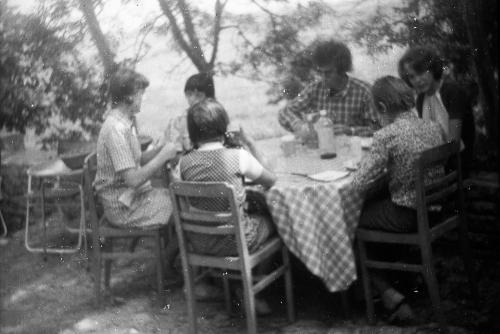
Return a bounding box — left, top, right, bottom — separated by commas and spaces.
24, 159, 87, 256
258, 136, 366, 292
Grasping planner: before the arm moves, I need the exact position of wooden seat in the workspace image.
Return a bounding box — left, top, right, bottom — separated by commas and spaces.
170, 181, 295, 334
356, 141, 478, 326
83, 152, 165, 307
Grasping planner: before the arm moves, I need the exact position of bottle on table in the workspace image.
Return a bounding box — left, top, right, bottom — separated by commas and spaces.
315, 110, 336, 159
304, 114, 319, 149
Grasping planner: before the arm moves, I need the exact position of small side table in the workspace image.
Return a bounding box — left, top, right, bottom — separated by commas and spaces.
24, 159, 86, 258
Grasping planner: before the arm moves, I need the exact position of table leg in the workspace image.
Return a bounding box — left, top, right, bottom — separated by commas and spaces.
41, 180, 47, 261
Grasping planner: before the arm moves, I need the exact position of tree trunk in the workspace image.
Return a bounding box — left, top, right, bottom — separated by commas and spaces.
158, 0, 212, 72
461, 0, 499, 151
78, 0, 117, 76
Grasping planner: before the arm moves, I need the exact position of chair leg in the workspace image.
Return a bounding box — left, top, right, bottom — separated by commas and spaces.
129, 237, 140, 252
104, 240, 113, 290
155, 232, 164, 300
92, 239, 102, 307
357, 239, 375, 324
420, 243, 445, 327
282, 247, 296, 322
222, 273, 232, 315
458, 220, 479, 304
340, 290, 351, 319
242, 269, 257, 334
184, 264, 197, 334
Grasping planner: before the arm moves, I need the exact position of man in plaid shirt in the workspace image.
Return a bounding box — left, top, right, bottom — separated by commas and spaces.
278, 39, 380, 140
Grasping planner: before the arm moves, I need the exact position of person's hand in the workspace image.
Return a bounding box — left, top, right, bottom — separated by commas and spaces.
293, 122, 312, 143
155, 129, 169, 148
157, 142, 176, 162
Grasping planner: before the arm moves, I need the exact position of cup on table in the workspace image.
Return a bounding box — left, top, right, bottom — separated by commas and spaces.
336, 135, 350, 156
350, 136, 363, 162
280, 135, 299, 157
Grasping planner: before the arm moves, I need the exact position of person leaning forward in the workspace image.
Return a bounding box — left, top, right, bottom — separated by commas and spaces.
95, 68, 177, 230
278, 38, 381, 141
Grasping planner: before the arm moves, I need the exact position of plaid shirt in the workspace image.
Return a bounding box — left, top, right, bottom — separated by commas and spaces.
278, 76, 380, 136
352, 112, 445, 208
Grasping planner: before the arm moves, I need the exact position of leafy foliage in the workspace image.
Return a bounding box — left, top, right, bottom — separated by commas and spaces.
347, 0, 497, 88
226, 1, 336, 103
0, 2, 108, 148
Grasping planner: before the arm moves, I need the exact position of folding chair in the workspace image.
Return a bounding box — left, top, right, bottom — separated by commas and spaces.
170, 181, 295, 334
83, 152, 166, 306
356, 141, 478, 326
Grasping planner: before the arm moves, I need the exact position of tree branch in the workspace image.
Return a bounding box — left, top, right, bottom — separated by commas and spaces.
77, 0, 117, 75
157, 0, 208, 71
208, 0, 227, 68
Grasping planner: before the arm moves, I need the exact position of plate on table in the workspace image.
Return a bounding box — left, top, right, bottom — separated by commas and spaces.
308, 170, 350, 182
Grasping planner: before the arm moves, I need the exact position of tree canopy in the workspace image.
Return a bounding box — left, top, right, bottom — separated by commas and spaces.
0, 1, 107, 147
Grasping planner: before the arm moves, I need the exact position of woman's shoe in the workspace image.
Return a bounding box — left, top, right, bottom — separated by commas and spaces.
191, 281, 224, 301
387, 298, 417, 325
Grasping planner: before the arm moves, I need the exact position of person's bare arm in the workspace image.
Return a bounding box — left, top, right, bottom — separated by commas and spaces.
239, 127, 273, 171
121, 142, 176, 188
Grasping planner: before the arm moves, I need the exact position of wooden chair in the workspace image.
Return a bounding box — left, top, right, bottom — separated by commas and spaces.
83, 152, 165, 307
356, 141, 478, 326
169, 181, 295, 334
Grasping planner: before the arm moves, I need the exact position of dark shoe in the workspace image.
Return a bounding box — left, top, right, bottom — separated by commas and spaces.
387, 298, 417, 326
192, 282, 224, 301
234, 288, 273, 315
255, 297, 273, 316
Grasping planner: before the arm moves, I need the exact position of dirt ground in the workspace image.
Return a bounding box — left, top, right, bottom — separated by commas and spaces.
1, 210, 498, 334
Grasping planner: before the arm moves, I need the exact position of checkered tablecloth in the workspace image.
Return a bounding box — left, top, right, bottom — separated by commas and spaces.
258, 137, 364, 292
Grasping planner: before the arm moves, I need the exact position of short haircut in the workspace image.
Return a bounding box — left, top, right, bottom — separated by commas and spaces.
398, 45, 445, 87
184, 72, 216, 99
311, 39, 352, 74
109, 67, 149, 105
187, 98, 229, 146
371, 76, 415, 113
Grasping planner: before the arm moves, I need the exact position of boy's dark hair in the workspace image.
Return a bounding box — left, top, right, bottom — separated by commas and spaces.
187, 98, 229, 146
109, 67, 149, 105
184, 72, 216, 99
398, 45, 445, 87
311, 39, 352, 74
372, 76, 415, 113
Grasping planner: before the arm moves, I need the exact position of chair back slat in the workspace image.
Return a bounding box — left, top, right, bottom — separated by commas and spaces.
415, 141, 463, 233
180, 211, 234, 225
182, 222, 235, 235
425, 171, 458, 194
425, 182, 458, 205
170, 181, 249, 257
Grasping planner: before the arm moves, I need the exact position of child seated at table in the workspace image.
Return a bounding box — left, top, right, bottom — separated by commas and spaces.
179, 98, 277, 313
351, 76, 446, 324
163, 73, 215, 183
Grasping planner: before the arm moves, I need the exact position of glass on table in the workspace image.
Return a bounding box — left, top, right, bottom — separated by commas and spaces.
280, 134, 300, 157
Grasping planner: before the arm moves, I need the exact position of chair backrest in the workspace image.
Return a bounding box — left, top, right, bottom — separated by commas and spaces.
83, 151, 102, 234
415, 140, 463, 233
169, 181, 251, 259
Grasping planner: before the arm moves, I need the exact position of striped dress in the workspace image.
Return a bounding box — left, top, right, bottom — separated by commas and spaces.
95, 109, 172, 229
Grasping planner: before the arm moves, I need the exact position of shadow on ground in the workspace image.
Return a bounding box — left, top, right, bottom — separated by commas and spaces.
1, 212, 498, 333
